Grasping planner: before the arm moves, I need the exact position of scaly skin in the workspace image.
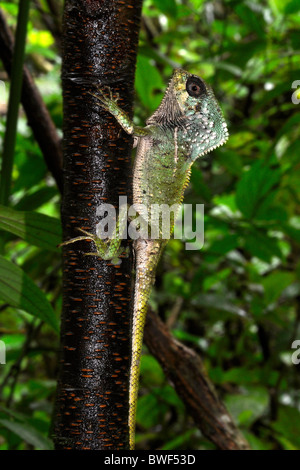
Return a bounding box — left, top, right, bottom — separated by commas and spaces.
61, 69, 229, 449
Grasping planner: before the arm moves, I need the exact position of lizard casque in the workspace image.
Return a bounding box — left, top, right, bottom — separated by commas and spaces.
61, 69, 229, 449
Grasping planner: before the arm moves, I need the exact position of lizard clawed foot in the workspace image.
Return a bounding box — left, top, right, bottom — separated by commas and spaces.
89, 86, 120, 111
59, 228, 102, 253
59, 228, 129, 263
58, 228, 95, 248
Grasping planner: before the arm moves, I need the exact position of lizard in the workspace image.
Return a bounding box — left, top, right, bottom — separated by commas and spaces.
61, 69, 229, 449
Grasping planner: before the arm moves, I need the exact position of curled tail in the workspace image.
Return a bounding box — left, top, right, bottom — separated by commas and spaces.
129, 239, 165, 450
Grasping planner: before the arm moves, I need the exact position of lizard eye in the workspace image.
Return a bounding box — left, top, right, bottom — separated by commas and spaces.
186, 77, 206, 98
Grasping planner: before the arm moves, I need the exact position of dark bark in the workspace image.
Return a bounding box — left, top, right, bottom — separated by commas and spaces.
0, 8, 63, 193
144, 308, 251, 450
52, 0, 142, 450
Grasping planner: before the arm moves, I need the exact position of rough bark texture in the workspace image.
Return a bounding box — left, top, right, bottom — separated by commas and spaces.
0, 8, 63, 193
144, 308, 251, 450
52, 0, 142, 450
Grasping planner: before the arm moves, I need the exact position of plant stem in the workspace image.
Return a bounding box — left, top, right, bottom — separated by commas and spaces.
0, 0, 30, 206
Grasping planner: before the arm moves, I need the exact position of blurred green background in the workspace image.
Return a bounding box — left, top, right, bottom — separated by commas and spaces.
0, 0, 300, 450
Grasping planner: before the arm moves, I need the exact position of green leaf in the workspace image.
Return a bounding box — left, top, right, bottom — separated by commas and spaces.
236, 161, 281, 219
192, 293, 246, 317
262, 271, 295, 304
225, 386, 269, 427
0, 418, 53, 450
276, 113, 300, 141
285, 0, 300, 14
243, 431, 272, 450
208, 234, 239, 255
217, 150, 243, 176
234, 4, 266, 39
0, 256, 59, 332
137, 394, 167, 429
271, 406, 300, 449
282, 224, 300, 243
0, 204, 61, 251
135, 55, 164, 110
14, 187, 58, 211
210, 367, 259, 386
151, 0, 178, 17
161, 429, 197, 450
244, 229, 282, 262
190, 167, 212, 201
141, 354, 164, 387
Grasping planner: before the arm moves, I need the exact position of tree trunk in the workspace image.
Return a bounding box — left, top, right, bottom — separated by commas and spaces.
52, 0, 142, 450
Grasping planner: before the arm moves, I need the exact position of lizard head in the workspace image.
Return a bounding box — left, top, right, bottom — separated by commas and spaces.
147, 69, 229, 159
172, 69, 229, 158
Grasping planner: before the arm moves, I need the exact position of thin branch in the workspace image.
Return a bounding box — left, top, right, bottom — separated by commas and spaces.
33, 0, 62, 51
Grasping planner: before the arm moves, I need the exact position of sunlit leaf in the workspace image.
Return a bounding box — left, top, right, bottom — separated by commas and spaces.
0, 204, 61, 251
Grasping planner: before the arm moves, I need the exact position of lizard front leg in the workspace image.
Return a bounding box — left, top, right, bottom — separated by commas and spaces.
89, 86, 153, 137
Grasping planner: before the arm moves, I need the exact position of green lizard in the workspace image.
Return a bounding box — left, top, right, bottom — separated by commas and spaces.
61, 69, 228, 449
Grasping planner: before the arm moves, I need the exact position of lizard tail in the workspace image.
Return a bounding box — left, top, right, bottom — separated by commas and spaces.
129, 239, 165, 450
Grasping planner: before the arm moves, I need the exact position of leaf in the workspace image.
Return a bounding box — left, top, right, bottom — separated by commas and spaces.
262, 271, 295, 304
14, 144, 47, 192
285, 0, 300, 14
236, 161, 281, 219
0, 204, 61, 251
234, 4, 266, 39
208, 234, 239, 255
137, 394, 167, 429
0, 256, 59, 332
135, 55, 164, 110
276, 113, 300, 140
243, 431, 272, 450
210, 366, 260, 386
14, 187, 58, 211
161, 429, 197, 450
217, 150, 243, 176
141, 354, 164, 387
282, 224, 300, 243
271, 406, 300, 449
151, 0, 178, 17
0, 418, 53, 450
192, 293, 247, 317
190, 167, 212, 201
225, 386, 269, 427
243, 229, 282, 262
214, 61, 243, 77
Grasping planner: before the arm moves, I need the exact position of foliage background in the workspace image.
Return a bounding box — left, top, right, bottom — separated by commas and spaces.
0, 0, 300, 450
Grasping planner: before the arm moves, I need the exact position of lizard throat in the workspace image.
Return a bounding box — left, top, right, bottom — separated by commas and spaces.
146, 83, 185, 129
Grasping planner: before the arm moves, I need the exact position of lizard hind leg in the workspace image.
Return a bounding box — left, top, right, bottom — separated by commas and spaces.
59, 228, 124, 261
59, 203, 129, 261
